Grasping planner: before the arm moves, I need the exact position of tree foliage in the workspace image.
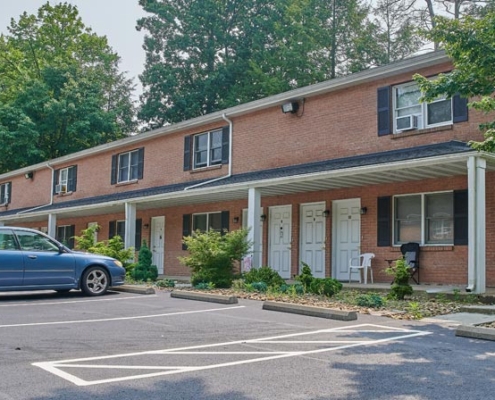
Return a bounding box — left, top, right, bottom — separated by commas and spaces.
413, 11, 495, 151
0, 2, 136, 173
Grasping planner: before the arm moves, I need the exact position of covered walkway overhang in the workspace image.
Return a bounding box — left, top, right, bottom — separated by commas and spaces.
2, 142, 495, 293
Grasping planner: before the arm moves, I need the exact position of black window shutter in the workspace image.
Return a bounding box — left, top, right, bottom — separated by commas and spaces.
7, 182, 12, 204
377, 196, 392, 246
56, 226, 63, 243
68, 225, 75, 249
221, 126, 230, 165
454, 190, 468, 245
111, 155, 118, 184
183, 136, 192, 171
135, 218, 142, 250
182, 214, 191, 250
377, 86, 391, 136
221, 211, 230, 234
109, 220, 116, 239
453, 94, 468, 123
137, 148, 145, 179
0, 184, 4, 203
53, 169, 60, 194
68, 166, 77, 192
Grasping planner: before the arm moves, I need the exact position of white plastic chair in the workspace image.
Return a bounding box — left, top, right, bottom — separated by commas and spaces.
348, 253, 375, 284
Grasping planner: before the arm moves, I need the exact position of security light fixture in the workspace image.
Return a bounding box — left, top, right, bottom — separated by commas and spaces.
24, 171, 34, 179
323, 209, 330, 218
281, 101, 299, 114
360, 207, 368, 215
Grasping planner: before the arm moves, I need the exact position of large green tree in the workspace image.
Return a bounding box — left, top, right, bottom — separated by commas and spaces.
137, 0, 375, 128
413, 11, 495, 151
0, 2, 136, 173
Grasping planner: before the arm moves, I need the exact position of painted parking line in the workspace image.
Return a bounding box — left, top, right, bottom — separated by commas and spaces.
0, 294, 157, 307
0, 305, 245, 328
33, 324, 432, 386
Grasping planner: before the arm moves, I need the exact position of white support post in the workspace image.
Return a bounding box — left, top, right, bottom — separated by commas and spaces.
467, 156, 486, 294
247, 188, 262, 269
47, 214, 57, 238
124, 202, 136, 250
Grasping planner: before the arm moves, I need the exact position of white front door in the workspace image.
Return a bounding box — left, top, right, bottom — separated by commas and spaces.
268, 205, 292, 279
300, 202, 326, 278
151, 216, 165, 275
333, 199, 361, 281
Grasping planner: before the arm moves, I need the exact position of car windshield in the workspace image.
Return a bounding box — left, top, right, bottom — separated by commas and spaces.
14, 230, 60, 252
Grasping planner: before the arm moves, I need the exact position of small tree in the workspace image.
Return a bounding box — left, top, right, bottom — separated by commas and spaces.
386, 258, 413, 300
74, 225, 135, 273
179, 228, 251, 288
132, 240, 158, 282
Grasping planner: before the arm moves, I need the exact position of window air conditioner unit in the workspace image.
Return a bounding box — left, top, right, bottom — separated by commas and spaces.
396, 115, 419, 131
56, 184, 67, 194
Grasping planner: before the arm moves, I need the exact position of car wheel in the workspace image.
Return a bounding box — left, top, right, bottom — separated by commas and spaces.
81, 267, 109, 296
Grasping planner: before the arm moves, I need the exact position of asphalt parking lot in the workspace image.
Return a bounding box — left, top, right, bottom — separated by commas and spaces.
1, 289, 494, 400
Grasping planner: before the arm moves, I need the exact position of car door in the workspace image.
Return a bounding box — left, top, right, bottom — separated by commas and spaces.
0, 229, 24, 288
14, 229, 77, 287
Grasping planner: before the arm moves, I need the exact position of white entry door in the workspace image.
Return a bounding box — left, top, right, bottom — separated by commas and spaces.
333, 199, 361, 281
300, 203, 326, 278
268, 205, 292, 279
151, 216, 165, 275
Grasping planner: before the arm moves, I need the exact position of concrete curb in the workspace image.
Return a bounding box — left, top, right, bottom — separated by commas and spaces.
455, 325, 495, 341
170, 290, 238, 304
262, 301, 357, 321
459, 305, 495, 315
112, 285, 156, 295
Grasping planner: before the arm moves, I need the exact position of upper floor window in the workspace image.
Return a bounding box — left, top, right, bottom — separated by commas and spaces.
111, 148, 144, 184
394, 82, 452, 132
53, 166, 77, 194
377, 83, 468, 136
194, 129, 223, 169
183, 127, 229, 171
0, 182, 11, 205
394, 192, 453, 245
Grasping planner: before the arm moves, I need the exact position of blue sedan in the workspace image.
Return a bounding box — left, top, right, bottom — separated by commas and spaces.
0, 227, 126, 296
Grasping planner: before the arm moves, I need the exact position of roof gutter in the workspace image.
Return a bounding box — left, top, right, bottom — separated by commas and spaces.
16, 164, 55, 215
184, 113, 233, 191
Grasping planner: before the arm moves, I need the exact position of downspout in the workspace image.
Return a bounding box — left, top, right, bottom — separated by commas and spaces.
184, 113, 233, 190
17, 163, 55, 214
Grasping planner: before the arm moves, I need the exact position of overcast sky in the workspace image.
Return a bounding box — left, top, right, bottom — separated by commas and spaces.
0, 0, 148, 98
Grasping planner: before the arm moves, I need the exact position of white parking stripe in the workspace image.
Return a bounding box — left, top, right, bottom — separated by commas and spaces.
33, 324, 432, 386
0, 305, 245, 328
0, 294, 157, 307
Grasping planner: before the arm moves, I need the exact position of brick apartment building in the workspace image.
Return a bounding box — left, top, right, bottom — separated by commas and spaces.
0, 50, 493, 293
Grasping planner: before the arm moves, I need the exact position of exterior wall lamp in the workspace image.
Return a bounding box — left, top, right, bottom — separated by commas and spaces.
260, 214, 267, 222
323, 210, 330, 218
281, 101, 299, 114
360, 207, 368, 215
24, 171, 34, 179
233, 216, 240, 224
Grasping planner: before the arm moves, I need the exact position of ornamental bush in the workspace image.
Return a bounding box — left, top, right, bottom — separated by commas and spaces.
386, 258, 413, 300
132, 240, 158, 282
179, 228, 251, 288
243, 266, 285, 287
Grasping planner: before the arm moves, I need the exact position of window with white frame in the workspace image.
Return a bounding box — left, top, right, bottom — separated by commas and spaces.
0, 182, 11, 205
192, 212, 222, 232
193, 129, 223, 169
393, 82, 452, 132
394, 192, 454, 245
54, 165, 77, 194
118, 149, 140, 183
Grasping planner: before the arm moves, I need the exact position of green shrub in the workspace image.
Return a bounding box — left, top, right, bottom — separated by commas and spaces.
180, 228, 251, 289
195, 282, 215, 290
356, 293, 386, 308
131, 240, 158, 282
231, 279, 246, 290
243, 266, 285, 287
308, 278, 343, 297
386, 258, 413, 300
295, 262, 314, 290
279, 283, 305, 295
74, 224, 135, 273
155, 279, 175, 288
250, 281, 268, 292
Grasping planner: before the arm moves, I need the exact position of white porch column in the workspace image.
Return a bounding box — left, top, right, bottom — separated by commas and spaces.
47, 214, 57, 238
124, 202, 136, 250
467, 156, 486, 294
247, 187, 262, 269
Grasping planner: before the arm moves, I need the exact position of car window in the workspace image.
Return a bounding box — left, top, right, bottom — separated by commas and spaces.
0, 230, 19, 251
14, 230, 60, 252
